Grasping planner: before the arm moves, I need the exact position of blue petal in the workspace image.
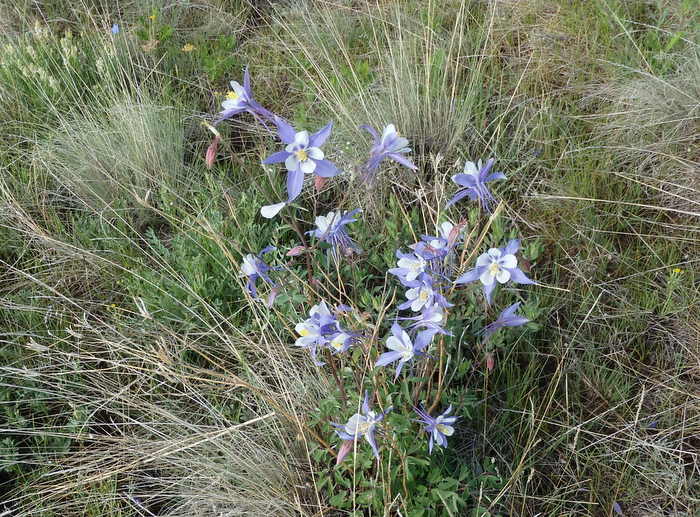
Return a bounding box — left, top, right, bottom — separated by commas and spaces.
375, 351, 402, 367
454, 268, 481, 284
507, 267, 534, 285
504, 239, 520, 255
286, 168, 305, 203
274, 117, 296, 144
309, 121, 333, 147
263, 150, 290, 164
360, 124, 379, 142
387, 152, 417, 170
445, 189, 473, 208
483, 281, 496, 305
313, 159, 341, 177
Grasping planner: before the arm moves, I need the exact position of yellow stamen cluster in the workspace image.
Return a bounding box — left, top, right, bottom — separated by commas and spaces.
299, 328, 310, 337
226, 91, 239, 100
295, 149, 308, 161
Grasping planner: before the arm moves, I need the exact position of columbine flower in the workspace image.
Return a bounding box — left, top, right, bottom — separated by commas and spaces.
398, 277, 452, 312
375, 324, 436, 380
360, 123, 417, 177
260, 118, 340, 218
454, 239, 533, 304
399, 304, 451, 335
111, 24, 120, 34
332, 391, 392, 463
215, 67, 273, 126
308, 209, 361, 258
328, 331, 354, 354
414, 405, 459, 453
446, 158, 506, 213
295, 301, 354, 364
240, 246, 277, 299
481, 302, 529, 340
388, 251, 427, 285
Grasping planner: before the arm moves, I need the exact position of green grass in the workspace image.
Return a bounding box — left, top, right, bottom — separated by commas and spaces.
1, 0, 698, 515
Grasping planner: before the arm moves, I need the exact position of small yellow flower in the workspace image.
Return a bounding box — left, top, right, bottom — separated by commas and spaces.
672, 268, 682, 274
181, 43, 196, 52
148, 14, 157, 21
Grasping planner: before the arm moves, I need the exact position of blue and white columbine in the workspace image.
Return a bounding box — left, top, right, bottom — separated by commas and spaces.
447, 158, 506, 214
375, 324, 437, 380
308, 209, 361, 258
261, 119, 341, 218
388, 251, 428, 285
240, 246, 277, 299
414, 405, 459, 453
332, 391, 393, 463
454, 239, 533, 304
361, 123, 417, 177
215, 67, 274, 126
481, 302, 530, 340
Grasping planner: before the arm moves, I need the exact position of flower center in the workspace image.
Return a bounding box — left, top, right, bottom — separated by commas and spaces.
489, 262, 501, 276
401, 349, 414, 361
226, 91, 239, 100
299, 328, 310, 337
419, 289, 430, 301
295, 149, 308, 161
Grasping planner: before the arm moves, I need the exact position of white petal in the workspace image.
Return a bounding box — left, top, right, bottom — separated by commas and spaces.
475, 253, 492, 267
495, 269, 511, 284
315, 215, 330, 233
439, 222, 453, 239
397, 257, 416, 269
240, 255, 257, 276
293, 130, 309, 147
405, 287, 420, 299
300, 159, 316, 174
480, 269, 495, 286
285, 154, 299, 171
411, 297, 425, 312
260, 202, 286, 219
386, 336, 405, 352
307, 147, 324, 160
500, 254, 517, 269
229, 80, 242, 92
311, 300, 331, 316
221, 99, 242, 110
487, 248, 502, 259
464, 161, 479, 176
381, 124, 396, 143
390, 137, 409, 152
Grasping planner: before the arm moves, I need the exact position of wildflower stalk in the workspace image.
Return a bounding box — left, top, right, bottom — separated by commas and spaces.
327, 353, 348, 405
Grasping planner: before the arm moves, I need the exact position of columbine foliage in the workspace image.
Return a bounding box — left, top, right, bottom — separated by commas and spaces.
206, 65, 538, 513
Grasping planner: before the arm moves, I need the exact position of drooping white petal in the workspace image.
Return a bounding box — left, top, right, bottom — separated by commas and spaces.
495, 268, 511, 284
480, 269, 495, 286
260, 202, 286, 219
300, 158, 316, 174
